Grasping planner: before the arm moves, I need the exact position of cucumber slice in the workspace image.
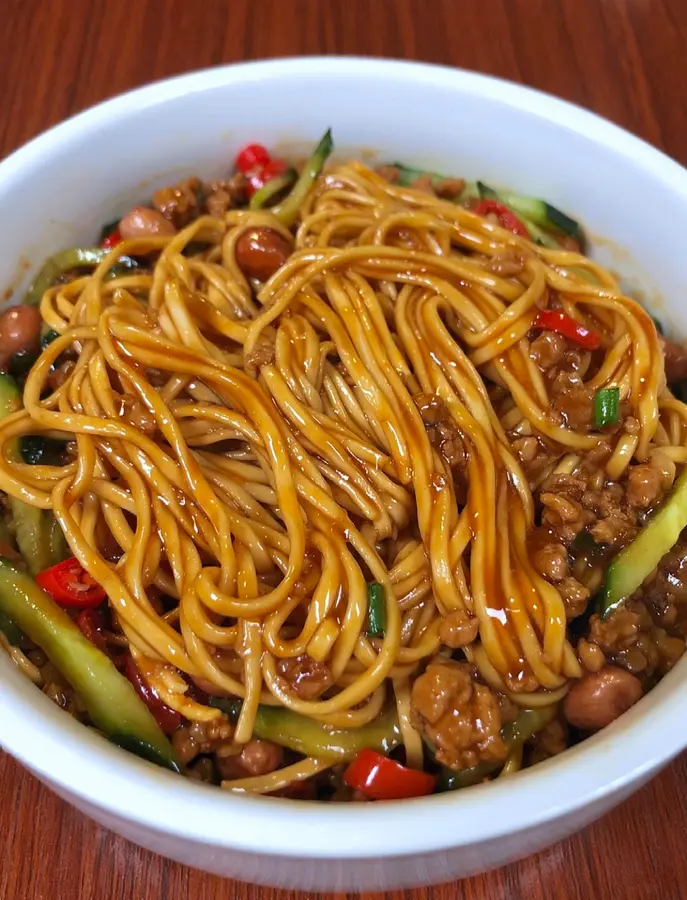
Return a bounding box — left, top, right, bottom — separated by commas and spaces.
273, 129, 333, 227
0, 557, 179, 771
499, 193, 580, 240
0, 374, 65, 574
599, 467, 687, 619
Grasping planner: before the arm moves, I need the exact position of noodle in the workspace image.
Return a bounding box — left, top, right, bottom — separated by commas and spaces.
0, 154, 682, 797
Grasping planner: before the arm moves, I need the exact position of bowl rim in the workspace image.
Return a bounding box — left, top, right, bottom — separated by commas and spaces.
1, 55, 687, 860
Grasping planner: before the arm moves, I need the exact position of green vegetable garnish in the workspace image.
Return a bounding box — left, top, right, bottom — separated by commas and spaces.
366, 582, 386, 637
273, 129, 333, 227
250, 168, 298, 210
594, 387, 620, 429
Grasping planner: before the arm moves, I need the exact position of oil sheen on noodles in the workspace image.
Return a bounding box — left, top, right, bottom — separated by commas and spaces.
0, 161, 677, 794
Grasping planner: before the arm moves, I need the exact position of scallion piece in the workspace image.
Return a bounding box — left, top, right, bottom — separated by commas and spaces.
594, 387, 620, 429
367, 582, 386, 637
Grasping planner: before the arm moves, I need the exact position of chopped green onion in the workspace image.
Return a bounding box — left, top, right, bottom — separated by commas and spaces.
594, 387, 620, 429
367, 582, 386, 637
250, 168, 298, 210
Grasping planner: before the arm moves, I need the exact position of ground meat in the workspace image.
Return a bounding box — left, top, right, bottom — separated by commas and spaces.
215, 739, 283, 780
588, 512, 636, 547
626, 463, 664, 509
171, 716, 234, 765
119, 396, 158, 435
588, 608, 640, 655
537, 472, 646, 554
577, 637, 606, 672
549, 371, 595, 429
153, 177, 202, 228
278, 654, 333, 700
531, 539, 569, 583
586, 600, 685, 680
410, 661, 507, 771
580, 483, 638, 548
540, 483, 592, 544
439, 609, 480, 648
413, 392, 448, 425
244, 339, 276, 378
428, 422, 466, 468
530, 330, 568, 370
542, 473, 587, 502
511, 435, 540, 464
662, 337, 687, 384
557, 575, 591, 619
204, 174, 248, 218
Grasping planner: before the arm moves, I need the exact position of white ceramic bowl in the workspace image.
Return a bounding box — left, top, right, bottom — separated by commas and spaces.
1, 57, 686, 892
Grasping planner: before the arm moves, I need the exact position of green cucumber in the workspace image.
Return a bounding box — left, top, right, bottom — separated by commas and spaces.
9, 500, 54, 576
499, 193, 580, 240
0, 371, 21, 412
249, 168, 298, 210
273, 129, 333, 227
210, 697, 400, 760
476, 182, 579, 247
24, 247, 108, 306
599, 467, 687, 619
0, 557, 179, 771
0, 373, 63, 574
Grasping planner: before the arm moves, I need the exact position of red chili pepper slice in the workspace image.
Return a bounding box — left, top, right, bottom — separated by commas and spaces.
75, 607, 108, 652
123, 656, 182, 735
343, 749, 437, 800
35, 558, 106, 608
101, 229, 122, 250
235, 143, 271, 175
532, 308, 602, 350
473, 199, 530, 238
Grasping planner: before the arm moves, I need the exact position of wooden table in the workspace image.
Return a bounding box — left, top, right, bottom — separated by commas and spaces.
1, 1, 687, 898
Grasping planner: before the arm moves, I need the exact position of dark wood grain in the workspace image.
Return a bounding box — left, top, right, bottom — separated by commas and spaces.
1, 1, 687, 898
